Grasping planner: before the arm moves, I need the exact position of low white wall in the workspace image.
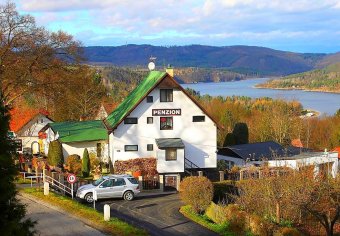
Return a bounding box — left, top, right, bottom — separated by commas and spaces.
62, 141, 108, 161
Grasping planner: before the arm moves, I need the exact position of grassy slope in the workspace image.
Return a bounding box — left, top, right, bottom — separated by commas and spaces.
21, 188, 147, 236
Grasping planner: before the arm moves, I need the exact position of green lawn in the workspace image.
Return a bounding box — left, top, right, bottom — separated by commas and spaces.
21, 188, 147, 236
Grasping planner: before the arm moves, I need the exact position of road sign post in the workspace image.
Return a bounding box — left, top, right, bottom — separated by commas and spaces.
67, 174, 77, 199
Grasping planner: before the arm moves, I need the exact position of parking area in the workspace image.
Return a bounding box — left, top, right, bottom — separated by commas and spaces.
92, 193, 217, 236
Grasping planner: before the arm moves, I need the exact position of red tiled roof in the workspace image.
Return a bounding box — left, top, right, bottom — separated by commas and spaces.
102, 102, 117, 114
332, 147, 340, 159
291, 139, 303, 148
9, 108, 49, 132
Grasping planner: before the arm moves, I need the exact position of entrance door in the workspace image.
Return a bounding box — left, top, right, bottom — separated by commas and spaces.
164, 175, 177, 191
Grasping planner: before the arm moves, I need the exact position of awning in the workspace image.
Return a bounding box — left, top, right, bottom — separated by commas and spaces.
155, 138, 185, 149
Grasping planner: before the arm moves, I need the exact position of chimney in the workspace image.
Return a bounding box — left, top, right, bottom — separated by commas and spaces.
166, 64, 174, 77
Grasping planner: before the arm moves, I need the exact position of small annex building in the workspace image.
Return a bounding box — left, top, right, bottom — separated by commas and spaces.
10, 108, 53, 154
41, 120, 109, 161
218, 141, 338, 177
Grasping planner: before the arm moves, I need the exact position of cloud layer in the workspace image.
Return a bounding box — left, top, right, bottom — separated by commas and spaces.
9, 0, 340, 52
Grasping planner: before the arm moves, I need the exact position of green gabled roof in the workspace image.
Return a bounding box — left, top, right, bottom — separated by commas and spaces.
49, 120, 107, 143
104, 71, 167, 129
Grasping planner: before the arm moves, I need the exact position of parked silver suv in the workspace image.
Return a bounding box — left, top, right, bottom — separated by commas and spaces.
76, 174, 140, 203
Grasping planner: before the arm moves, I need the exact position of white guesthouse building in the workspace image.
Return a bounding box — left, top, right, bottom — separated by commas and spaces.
104, 70, 218, 174
42, 70, 219, 180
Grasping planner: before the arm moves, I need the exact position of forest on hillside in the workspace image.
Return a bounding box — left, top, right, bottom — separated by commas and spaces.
257, 63, 340, 93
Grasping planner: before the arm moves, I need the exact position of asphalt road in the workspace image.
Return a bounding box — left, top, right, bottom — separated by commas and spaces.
95, 193, 218, 236
20, 196, 106, 236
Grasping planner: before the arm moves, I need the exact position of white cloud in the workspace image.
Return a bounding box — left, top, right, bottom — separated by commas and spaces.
8, 0, 340, 52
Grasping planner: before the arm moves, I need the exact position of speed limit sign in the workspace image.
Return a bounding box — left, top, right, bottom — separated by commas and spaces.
67, 174, 77, 184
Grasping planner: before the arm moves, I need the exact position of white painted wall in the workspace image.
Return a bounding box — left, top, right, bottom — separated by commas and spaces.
17, 115, 53, 153
157, 148, 185, 173
110, 86, 217, 173
217, 154, 263, 167
268, 152, 338, 177
217, 155, 245, 166
61, 141, 109, 160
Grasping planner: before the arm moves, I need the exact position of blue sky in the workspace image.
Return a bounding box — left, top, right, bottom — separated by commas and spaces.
7, 0, 340, 53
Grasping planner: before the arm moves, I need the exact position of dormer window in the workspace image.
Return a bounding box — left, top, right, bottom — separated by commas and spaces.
160, 89, 173, 102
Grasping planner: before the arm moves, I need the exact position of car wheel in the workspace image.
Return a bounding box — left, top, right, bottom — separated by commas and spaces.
84, 193, 94, 203
123, 191, 134, 201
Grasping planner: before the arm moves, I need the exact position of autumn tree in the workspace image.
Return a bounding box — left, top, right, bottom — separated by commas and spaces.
0, 2, 81, 106
236, 169, 340, 236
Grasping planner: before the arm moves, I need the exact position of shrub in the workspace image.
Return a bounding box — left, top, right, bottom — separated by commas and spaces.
222, 204, 248, 235
212, 180, 237, 203
247, 214, 272, 236
82, 148, 90, 177
65, 155, 82, 174
205, 202, 228, 224
180, 176, 213, 214
47, 140, 64, 167
89, 152, 100, 171
273, 227, 302, 236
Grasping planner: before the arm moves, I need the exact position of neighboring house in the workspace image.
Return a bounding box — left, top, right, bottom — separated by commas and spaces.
103, 70, 218, 176
9, 108, 53, 154
268, 151, 338, 177
95, 103, 117, 120
41, 120, 109, 161
217, 141, 292, 168
218, 141, 338, 177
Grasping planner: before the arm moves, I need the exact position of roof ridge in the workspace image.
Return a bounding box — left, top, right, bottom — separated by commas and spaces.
104, 71, 167, 130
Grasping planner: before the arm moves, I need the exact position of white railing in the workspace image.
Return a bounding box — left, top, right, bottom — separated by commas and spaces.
44, 174, 73, 199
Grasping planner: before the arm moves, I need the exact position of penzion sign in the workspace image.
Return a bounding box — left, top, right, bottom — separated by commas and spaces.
152, 109, 181, 116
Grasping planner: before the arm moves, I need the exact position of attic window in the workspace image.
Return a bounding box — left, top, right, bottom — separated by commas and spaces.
124, 117, 138, 124
193, 116, 205, 122
160, 89, 173, 102
147, 96, 153, 103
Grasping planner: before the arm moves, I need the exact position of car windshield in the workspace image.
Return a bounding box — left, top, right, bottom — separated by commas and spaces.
92, 177, 105, 186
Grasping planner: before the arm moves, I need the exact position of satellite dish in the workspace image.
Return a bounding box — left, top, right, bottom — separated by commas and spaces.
148, 61, 155, 71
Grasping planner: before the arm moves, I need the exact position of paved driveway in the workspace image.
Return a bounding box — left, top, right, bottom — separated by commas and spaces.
20, 196, 105, 236
95, 193, 217, 236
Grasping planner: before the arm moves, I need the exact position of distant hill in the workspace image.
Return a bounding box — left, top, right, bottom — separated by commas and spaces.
82, 45, 330, 76
316, 52, 340, 68
257, 62, 340, 93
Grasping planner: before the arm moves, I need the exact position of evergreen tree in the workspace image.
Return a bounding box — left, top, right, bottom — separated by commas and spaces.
223, 133, 236, 147
82, 148, 90, 177
47, 140, 64, 167
232, 122, 249, 145
0, 93, 35, 235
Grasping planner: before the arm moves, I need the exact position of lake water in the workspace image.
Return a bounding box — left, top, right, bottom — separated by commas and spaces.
182, 78, 340, 115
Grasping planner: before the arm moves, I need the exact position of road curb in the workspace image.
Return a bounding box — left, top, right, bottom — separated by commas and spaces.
18, 191, 110, 236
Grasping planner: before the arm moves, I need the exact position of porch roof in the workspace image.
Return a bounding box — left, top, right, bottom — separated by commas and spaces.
156, 138, 185, 149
